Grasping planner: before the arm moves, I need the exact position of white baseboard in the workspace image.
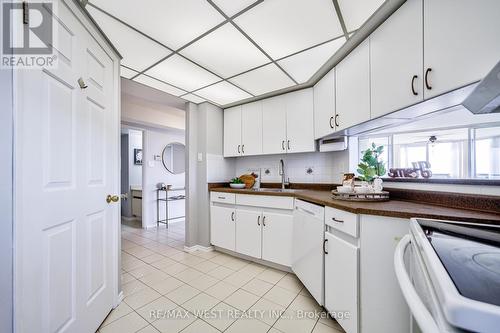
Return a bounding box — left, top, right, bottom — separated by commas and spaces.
183, 244, 214, 253
115, 291, 124, 307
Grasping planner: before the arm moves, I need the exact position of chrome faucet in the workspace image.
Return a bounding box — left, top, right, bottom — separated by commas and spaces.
279, 159, 289, 189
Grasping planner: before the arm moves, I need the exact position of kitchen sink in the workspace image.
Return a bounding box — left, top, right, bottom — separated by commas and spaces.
252, 188, 297, 193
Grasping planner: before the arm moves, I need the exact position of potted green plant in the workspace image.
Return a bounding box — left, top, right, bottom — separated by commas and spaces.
229, 177, 245, 189
357, 143, 386, 190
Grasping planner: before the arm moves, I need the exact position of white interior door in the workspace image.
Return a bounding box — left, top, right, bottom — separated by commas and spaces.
14, 2, 119, 332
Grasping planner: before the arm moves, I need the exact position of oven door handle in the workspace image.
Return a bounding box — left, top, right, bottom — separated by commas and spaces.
394, 235, 440, 333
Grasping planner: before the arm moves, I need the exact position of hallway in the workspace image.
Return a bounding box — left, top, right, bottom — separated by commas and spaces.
98, 223, 344, 333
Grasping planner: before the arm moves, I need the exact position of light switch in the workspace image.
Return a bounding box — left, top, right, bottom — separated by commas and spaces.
197, 153, 203, 162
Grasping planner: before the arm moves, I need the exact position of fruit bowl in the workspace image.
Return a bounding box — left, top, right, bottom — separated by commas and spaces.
229, 183, 245, 189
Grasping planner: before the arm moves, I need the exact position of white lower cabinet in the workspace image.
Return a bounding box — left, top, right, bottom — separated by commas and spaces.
262, 211, 293, 267
210, 205, 235, 251
210, 193, 294, 267
325, 232, 359, 333
235, 208, 262, 258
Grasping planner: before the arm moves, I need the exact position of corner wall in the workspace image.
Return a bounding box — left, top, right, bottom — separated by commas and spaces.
0, 62, 13, 332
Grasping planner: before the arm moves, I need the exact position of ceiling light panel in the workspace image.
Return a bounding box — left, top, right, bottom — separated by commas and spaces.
211, 0, 259, 17
337, 0, 386, 31
229, 63, 295, 96
195, 81, 252, 105
145, 54, 221, 92
182, 94, 206, 104
121, 66, 139, 79
180, 23, 269, 78
278, 37, 346, 83
133, 75, 187, 96
87, 7, 171, 71
234, 0, 343, 59
89, 0, 225, 49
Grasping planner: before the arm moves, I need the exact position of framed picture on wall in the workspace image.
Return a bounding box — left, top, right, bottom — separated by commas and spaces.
134, 148, 143, 165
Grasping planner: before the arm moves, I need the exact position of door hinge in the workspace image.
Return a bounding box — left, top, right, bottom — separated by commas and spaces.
22, 1, 29, 25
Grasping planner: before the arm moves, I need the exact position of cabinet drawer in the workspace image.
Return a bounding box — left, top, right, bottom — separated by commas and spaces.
211, 192, 236, 204
236, 194, 294, 210
325, 206, 358, 238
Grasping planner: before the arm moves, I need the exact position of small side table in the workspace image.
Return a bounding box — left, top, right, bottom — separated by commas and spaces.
157, 187, 185, 228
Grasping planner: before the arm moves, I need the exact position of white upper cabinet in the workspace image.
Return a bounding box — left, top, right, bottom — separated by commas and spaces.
223, 105, 242, 157
262, 95, 287, 155
335, 39, 371, 131
370, 0, 423, 119
313, 68, 336, 139
241, 101, 263, 156
286, 88, 315, 153
423, 0, 500, 99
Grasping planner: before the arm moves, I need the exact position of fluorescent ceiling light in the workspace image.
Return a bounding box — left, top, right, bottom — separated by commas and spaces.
133, 75, 187, 96
195, 81, 252, 105
229, 63, 295, 96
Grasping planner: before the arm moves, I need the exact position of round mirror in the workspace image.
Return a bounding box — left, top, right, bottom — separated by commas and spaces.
162, 142, 185, 174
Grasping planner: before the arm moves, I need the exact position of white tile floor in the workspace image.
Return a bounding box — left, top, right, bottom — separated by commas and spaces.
98, 221, 345, 333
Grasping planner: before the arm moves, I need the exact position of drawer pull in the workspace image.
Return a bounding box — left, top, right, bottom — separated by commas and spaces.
332, 218, 344, 223
218, 196, 226, 199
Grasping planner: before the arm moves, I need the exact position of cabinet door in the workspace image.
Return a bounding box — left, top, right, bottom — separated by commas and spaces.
335, 39, 370, 132
262, 95, 287, 155
262, 211, 293, 267
370, 0, 423, 119
286, 89, 315, 153
424, 0, 500, 99
210, 205, 235, 251
241, 101, 263, 156
223, 106, 242, 157
325, 232, 358, 333
313, 68, 335, 139
235, 209, 262, 259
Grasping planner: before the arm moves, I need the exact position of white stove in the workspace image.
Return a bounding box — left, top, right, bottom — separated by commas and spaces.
395, 218, 500, 333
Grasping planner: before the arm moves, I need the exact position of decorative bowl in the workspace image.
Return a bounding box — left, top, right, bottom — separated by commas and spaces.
230, 183, 245, 189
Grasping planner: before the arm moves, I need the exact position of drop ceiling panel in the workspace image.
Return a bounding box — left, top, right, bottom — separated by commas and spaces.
180, 23, 270, 78
182, 94, 206, 104
229, 63, 295, 96
211, 0, 259, 17
120, 66, 139, 79
87, 7, 171, 71
145, 54, 221, 91
338, 0, 386, 31
234, 0, 343, 59
89, 0, 225, 49
133, 75, 187, 96
195, 81, 252, 105
278, 37, 346, 83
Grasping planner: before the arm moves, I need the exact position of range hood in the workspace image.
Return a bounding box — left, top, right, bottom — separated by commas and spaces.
463, 61, 500, 114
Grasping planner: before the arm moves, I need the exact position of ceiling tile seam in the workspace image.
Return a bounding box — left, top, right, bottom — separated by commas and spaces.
331, 0, 350, 40
205, 0, 299, 85
87, 3, 174, 51
275, 34, 346, 62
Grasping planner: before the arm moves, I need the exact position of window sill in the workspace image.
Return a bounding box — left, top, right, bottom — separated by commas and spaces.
381, 178, 500, 186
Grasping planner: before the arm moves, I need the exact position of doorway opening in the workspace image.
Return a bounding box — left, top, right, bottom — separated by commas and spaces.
119, 78, 187, 247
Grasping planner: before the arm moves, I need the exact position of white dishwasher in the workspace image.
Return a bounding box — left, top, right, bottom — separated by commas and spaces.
292, 199, 325, 305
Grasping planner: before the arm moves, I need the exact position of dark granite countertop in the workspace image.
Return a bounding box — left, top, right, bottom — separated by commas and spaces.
209, 187, 500, 225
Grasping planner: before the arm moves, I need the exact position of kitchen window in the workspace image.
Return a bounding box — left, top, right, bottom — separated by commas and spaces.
358, 125, 500, 180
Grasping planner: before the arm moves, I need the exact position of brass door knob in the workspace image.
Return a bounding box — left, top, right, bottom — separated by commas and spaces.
106, 195, 120, 204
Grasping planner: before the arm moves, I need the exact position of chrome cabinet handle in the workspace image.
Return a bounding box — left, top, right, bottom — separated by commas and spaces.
329, 116, 334, 129
287, 140, 290, 151
262, 216, 266, 226
231, 212, 235, 221
242, 144, 245, 154
411, 75, 418, 96
281, 140, 285, 151
334, 114, 339, 127
237, 145, 241, 154
257, 215, 261, 226
425, 68, 432, 90
323, 238, 328, 254
332, 217, 344, 223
